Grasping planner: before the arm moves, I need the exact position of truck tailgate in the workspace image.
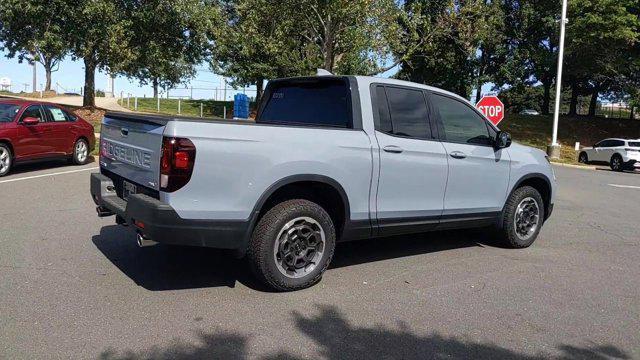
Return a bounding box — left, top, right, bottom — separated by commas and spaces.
99, 115, 165, 191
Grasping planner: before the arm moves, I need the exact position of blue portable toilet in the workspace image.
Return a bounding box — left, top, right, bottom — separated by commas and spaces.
233, 93, 250, 119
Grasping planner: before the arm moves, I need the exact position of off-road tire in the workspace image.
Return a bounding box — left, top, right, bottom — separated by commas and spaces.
497, 186, 545, 248
247, 199, 336, 291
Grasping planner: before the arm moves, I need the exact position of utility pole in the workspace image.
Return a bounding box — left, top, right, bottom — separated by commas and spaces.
32, 62, 37, 93
548, 0, 568, 159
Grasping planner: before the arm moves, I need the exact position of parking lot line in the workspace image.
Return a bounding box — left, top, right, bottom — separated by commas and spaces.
0, 167, 99, 184
608, 183, 640, 190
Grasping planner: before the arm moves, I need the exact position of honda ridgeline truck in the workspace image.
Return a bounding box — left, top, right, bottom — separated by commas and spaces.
91, 76, 556, 291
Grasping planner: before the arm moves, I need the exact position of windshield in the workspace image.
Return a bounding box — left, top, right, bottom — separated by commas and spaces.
0, 104, 20, 123
629, 142, 640, 148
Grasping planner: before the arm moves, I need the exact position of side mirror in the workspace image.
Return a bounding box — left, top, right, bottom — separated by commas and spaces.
495, 131, 512, 149
23, 117, 40, 125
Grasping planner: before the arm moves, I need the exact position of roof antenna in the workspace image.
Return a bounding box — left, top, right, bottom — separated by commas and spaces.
316, 69, 333, 76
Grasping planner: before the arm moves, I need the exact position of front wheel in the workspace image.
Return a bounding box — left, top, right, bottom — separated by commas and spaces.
496, 186, 545, 248
0, 144, 12, 177
72, 138, 89, 165
247, 199, 336, 291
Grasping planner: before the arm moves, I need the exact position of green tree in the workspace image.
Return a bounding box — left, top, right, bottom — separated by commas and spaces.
0, 0, 70, 91
292, 0, 420, 76
398, 0, 496, 98
565, 0, 640, 116
212, 0, 311, 103
65, 0, 134, 107
124, 0, 220, 98
497, 0, 560, 115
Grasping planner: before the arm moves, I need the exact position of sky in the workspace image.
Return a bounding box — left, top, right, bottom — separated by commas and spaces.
0, 49, 492, 102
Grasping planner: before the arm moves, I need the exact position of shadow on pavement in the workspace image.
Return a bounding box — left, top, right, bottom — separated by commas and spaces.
92, 225, 250, 291
9, 156, 96, 176
97, 305, 630, 360
92, 225, 494, 292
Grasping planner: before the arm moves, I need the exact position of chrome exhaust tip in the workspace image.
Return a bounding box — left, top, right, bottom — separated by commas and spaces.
136, 233, 158, 247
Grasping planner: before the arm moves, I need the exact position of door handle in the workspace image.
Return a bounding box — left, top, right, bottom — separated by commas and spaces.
449, 151, 467, 159
383, 145, 403, 154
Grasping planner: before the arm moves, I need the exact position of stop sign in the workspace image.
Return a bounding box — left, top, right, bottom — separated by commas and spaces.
476, 96, 504, 125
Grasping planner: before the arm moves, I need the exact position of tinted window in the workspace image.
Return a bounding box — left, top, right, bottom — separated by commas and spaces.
20, 105, 44, 122
611, 140, 625, 147
258, 79, 350, 128
375, 86, 393, 134
385, 87, 431, 139
629, 142, 640, 147
44, 105, 70, 122
0, 104, 20, 123
432, 94, 491, 145
597, 140, 616, 148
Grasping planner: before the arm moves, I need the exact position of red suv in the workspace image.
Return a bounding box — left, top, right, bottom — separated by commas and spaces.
0, 99, 96, 176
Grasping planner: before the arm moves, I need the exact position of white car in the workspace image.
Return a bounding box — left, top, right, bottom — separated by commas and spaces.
520, 109, 540, 116
578, 138, 640, 171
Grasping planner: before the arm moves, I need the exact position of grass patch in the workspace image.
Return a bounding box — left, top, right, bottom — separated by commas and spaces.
118, 98, 247, 118
500, 114, 640, 164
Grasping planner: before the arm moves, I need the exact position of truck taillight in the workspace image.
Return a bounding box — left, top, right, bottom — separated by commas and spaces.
160, 137, 196, 192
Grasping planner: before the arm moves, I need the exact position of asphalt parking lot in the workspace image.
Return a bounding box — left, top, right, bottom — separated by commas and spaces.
1, 159, 639, 359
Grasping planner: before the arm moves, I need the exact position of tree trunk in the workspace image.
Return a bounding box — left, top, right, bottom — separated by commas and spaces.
152, 78, 159, 98
568, 82, 578, 116
83, 57, 96, 108
542, 80, 551, 115
475, 86, 482, 105
255, 78, 264, 105
44, 59, 53, 92
588, 89, 599, 117
630, 106, 635, 120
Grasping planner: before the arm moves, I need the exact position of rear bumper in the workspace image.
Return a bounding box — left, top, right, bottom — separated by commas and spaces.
90, 173, 250, 250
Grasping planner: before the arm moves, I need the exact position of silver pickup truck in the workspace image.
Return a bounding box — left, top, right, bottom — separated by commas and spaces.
90, 75, 556, 291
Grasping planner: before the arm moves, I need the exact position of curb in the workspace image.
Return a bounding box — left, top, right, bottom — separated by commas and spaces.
550, 162, 597, 170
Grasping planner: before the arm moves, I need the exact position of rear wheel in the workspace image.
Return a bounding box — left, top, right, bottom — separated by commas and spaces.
578, 152, 588, 164
497, 186, 544, 248
72, 138, 89, 165
610, 154, 623, 172
247, 199, 336, 291
0, 144, 12, 177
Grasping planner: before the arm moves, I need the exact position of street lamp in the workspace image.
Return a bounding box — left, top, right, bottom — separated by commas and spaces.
547, 0, 569, 159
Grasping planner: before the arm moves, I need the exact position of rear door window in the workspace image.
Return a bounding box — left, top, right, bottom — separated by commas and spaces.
629, 142, 640, 147
44, 105, 70, 122
384, 87, 431, 139
258, 78, 351, 128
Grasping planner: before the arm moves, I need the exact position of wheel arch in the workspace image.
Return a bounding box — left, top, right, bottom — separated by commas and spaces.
0, 139, 14, 156
505, 173, 553, 221
252, 174, 351, 232
243, 174, 351, 253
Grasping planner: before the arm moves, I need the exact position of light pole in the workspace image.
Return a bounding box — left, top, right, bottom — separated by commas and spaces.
32, 62, 37, 93
548, 0, 569, 159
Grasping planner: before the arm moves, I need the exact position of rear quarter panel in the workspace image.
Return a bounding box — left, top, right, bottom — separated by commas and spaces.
162, 121, 374, 222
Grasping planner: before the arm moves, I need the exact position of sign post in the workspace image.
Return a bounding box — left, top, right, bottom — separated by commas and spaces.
476, 96, 505, 126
